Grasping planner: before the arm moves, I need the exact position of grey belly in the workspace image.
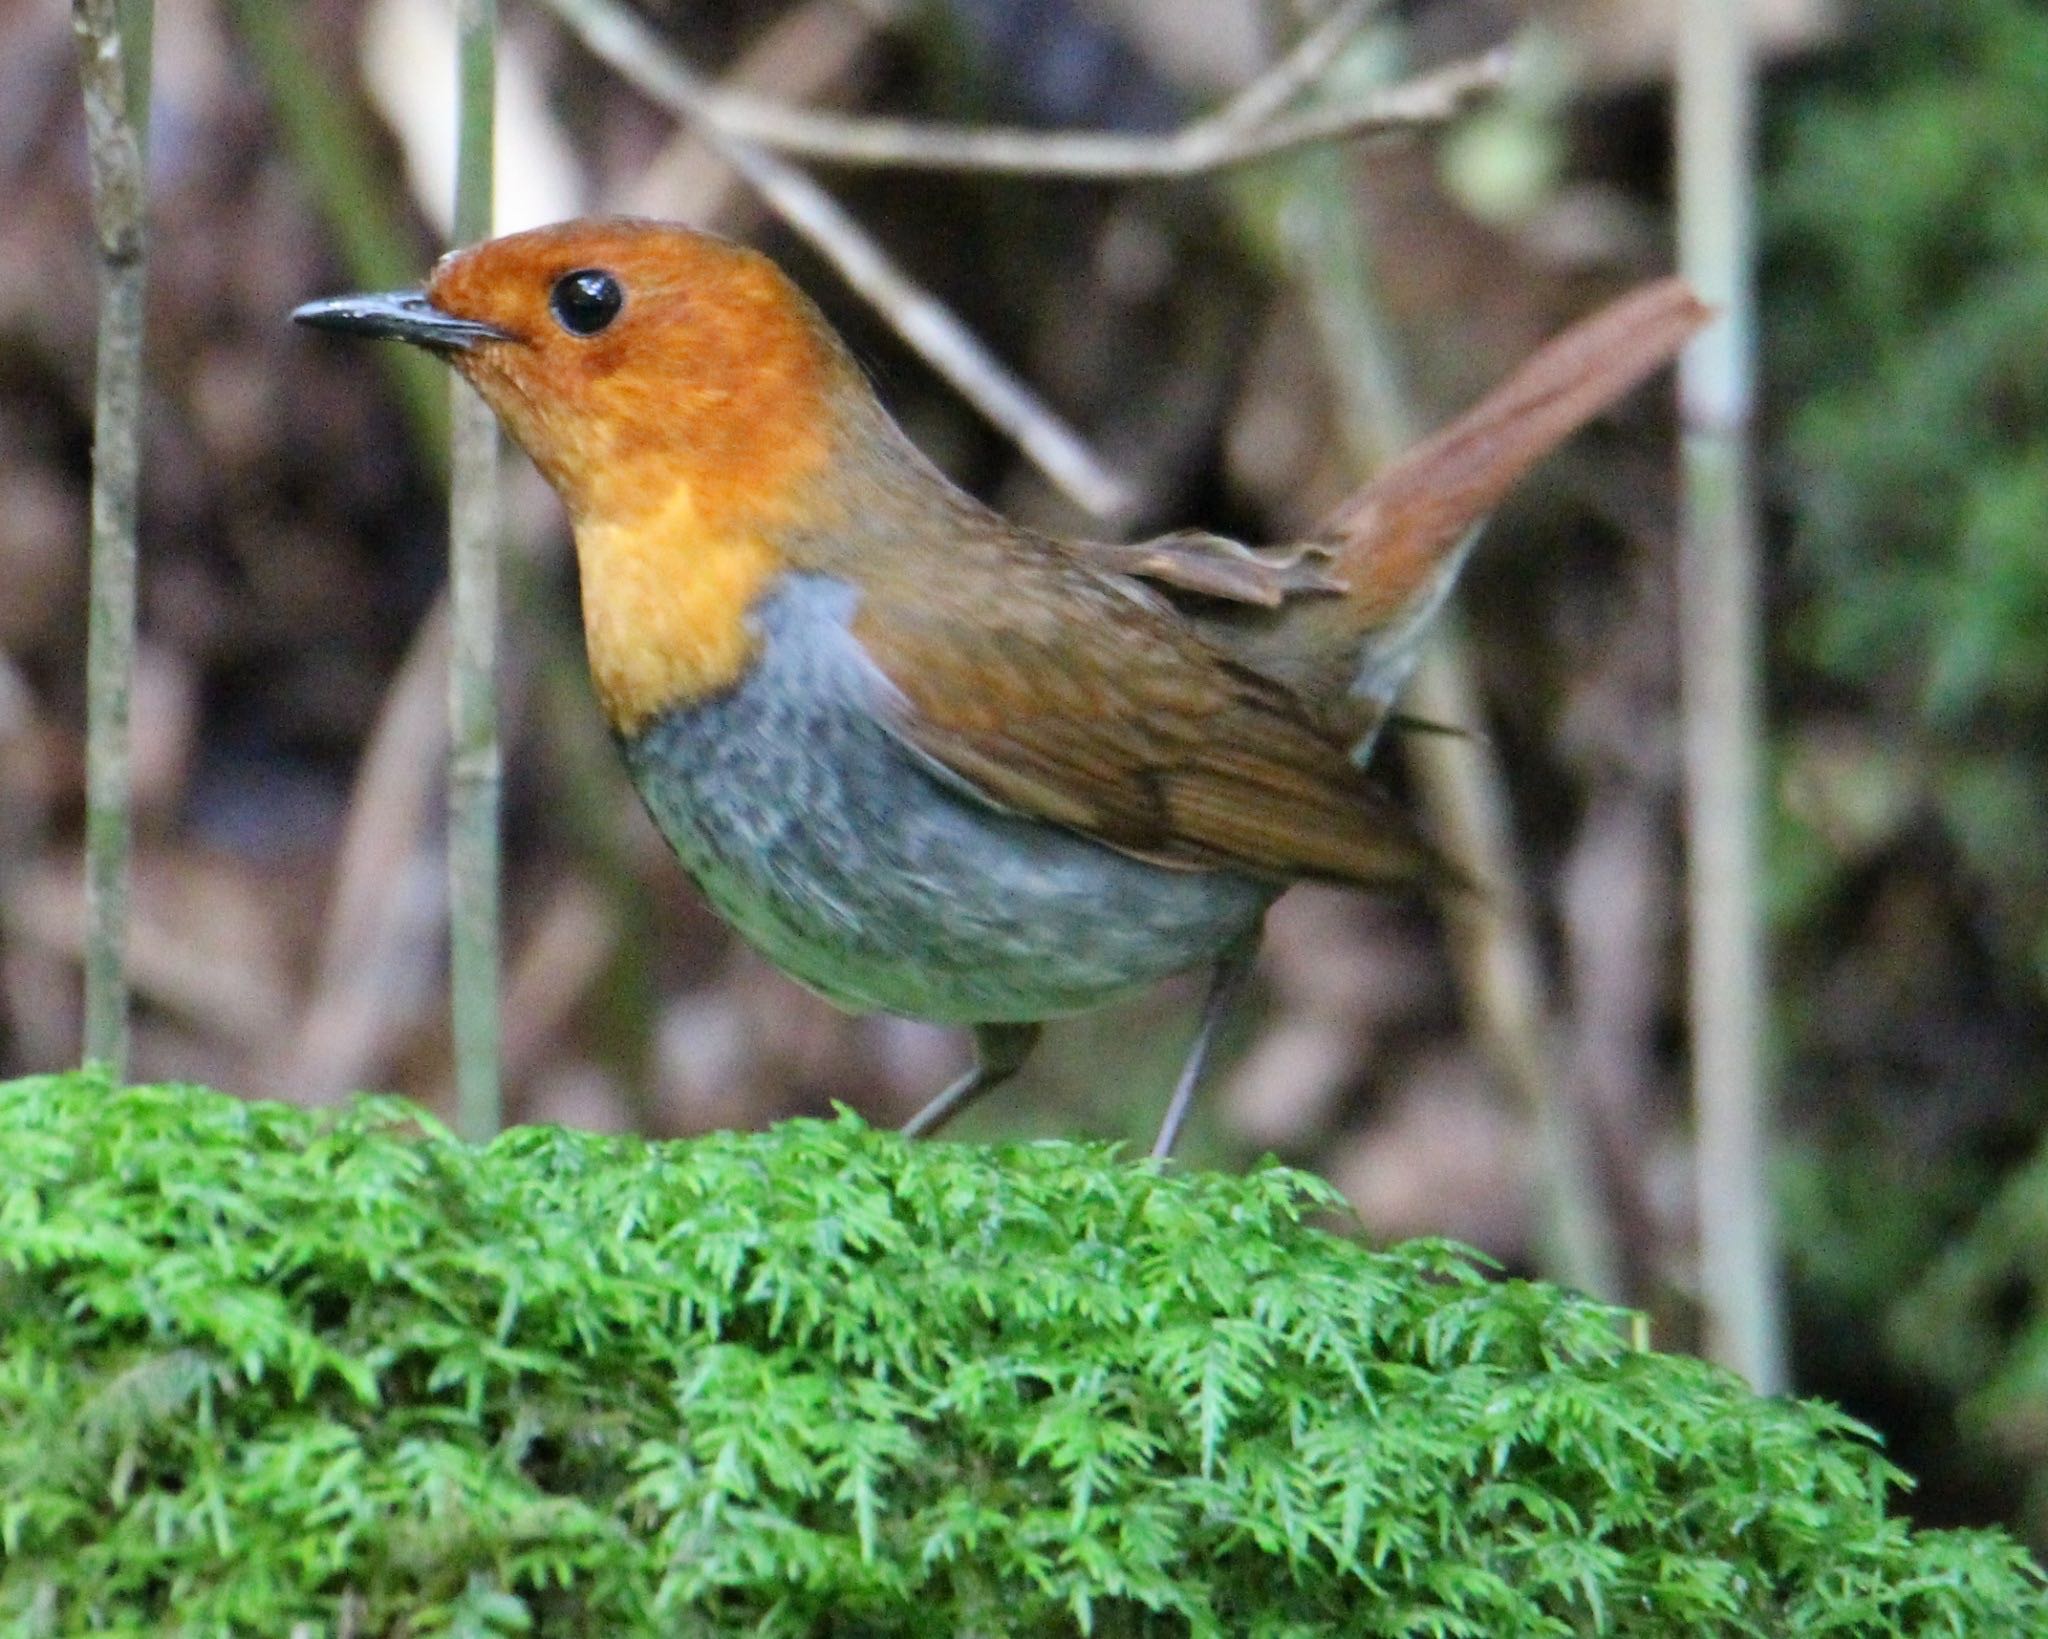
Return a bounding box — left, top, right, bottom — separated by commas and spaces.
623, 577, 1274, 1025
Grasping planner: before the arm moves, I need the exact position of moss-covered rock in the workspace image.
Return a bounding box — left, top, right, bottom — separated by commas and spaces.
1, 1074, 2042, 1635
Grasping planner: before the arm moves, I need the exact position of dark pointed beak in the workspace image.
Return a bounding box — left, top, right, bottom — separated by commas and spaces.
291, 289, 510, 351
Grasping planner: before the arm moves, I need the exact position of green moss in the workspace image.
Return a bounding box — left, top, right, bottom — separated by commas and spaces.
1, 1074, 2042, 1635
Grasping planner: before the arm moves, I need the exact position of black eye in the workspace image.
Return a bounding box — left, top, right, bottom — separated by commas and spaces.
549, 268, 623, 336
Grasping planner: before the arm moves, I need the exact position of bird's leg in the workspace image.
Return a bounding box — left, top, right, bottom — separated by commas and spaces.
900, 1021, 1043, 1138
1150, 938, 1260, 1160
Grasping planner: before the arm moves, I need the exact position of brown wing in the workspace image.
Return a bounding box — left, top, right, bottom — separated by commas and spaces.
852, 557, 1460, 892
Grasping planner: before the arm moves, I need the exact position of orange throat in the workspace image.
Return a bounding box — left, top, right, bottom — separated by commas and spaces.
572, 484, 787, 736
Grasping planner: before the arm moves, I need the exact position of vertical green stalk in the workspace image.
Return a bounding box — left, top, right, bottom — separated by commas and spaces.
71, 0, 153, 1078
1676, 0, 1785, 1392
449, 0, 502, 1140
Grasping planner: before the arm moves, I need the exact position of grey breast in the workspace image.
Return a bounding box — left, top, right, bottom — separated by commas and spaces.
624, 574, 1275, 1024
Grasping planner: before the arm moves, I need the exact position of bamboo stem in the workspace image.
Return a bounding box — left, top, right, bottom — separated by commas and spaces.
449, 0, 503, 1142
1676, 0, 1786, 1392
71, 0, 153, 1078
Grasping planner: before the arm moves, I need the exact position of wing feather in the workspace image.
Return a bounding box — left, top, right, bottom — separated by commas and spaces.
853, 559, 1459, 890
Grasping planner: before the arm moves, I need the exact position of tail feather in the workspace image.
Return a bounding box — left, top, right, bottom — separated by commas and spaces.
1319, 276, 1710, 624
1168, 278, 1707, 756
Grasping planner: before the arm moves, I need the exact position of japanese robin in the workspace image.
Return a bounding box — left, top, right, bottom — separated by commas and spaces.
294, 218, 1704, 1154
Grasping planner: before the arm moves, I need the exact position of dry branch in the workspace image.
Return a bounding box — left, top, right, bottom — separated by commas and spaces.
698, 44, 1511, 179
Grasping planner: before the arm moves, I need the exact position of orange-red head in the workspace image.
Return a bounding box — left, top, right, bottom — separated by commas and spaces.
439, 219, 858, 528
297, 218, 885, 730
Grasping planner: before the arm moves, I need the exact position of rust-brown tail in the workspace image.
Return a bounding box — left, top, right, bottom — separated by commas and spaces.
1129, 277, 1707, 757
1316, 276, 1709, 627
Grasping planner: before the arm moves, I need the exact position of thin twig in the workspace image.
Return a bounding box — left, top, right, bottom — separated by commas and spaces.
70, 0, 152, 1077
1205, 0, 1381, 139
535, 0, 1133, 521
699, 42, 1509, 179
449, 0, 503, 1141
687, 0, 1381, 176
1676, 0, 1785, 1391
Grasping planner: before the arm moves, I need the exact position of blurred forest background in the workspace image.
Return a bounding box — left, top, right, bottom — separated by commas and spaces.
8, 0, 2048, 1556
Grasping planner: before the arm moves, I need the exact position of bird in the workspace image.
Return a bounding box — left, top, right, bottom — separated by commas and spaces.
294, 217, 1705, 1157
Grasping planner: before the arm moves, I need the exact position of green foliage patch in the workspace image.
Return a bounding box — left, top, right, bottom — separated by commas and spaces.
1, 1074, 2043, 1635
1764, 0, 2048, 1550
1768, 0, 2048, 976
